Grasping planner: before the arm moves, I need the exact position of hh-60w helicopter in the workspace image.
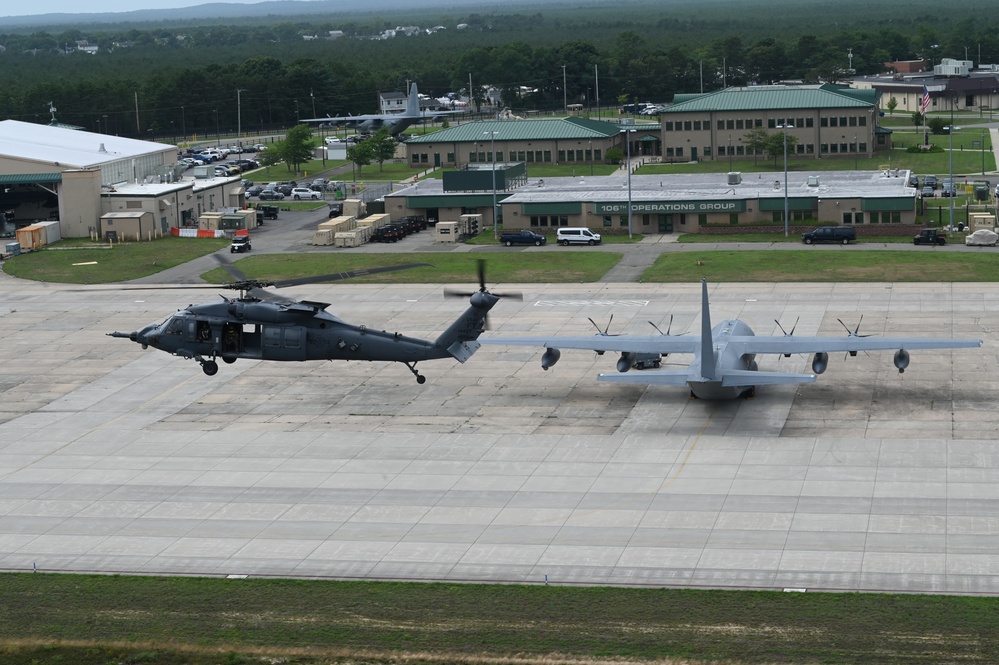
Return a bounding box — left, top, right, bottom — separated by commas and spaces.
109, 259, 518, 383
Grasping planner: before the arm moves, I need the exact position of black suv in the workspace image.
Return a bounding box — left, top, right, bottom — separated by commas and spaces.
801, 226, 856, 245
230, 236, 251, 253
371, 226, 403, 243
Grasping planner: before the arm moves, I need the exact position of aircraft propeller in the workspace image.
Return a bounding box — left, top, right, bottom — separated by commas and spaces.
775, 316, 800, 358
837, 315, 874, 358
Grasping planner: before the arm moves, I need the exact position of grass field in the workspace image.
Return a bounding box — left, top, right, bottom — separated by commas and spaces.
641, 250, 999, 282
201, 251, 622, 285
8, 238, 999, 285
1, 236, 229, 284
2, 573, 999, 665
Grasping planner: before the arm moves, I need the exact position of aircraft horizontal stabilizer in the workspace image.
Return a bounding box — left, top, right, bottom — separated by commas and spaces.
720, 370, 816, 387
597, 370, 692, 386
448, 340, 480, 363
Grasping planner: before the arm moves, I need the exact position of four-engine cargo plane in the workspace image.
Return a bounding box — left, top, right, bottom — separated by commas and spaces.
302, 82, 461, 136
482, 279, 983, 400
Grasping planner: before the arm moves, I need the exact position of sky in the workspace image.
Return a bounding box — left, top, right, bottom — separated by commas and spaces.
1, 0, 264, 18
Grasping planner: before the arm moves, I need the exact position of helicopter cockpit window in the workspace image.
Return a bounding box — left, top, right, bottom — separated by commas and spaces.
166, 317, 184, 335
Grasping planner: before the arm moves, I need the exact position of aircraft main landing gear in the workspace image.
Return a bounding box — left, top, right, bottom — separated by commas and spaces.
201, 360, 219, 376
405, 362, 427, 384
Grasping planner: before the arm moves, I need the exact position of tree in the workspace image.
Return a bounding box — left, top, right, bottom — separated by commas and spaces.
347, 141, 374, 177
742, 127, 769, 164
605, 147, 624, 165
368, 128, 397, 171
764, 132, 798, 169
912, 111, 924, 127
928, 117, 947, 135
279, 124, 315, 173
886, 97, 898, 116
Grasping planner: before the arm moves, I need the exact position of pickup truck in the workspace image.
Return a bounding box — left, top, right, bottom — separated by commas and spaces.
500, 230, 547, 246
913, 228, 947, 246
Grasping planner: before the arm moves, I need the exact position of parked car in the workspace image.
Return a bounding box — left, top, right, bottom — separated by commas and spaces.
230, 236, 251, 253
908, 173, 919, 188
371, 226, 403, 243
556, 227, 601, 246
245, 185, 264, 197
965, 229, 998, 246
290, 187, 321, 200
275, 182, 296, 196
921, 186, 935, 198
941, 180, 957, 197
801, 226, 856, 245
258, 189, 285, 201
923, 174, 938, 189
913, 228, 946, 245
257, 204, 279, 219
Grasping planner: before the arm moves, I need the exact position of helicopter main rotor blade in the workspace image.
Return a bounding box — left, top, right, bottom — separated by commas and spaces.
212, 253, 251, 283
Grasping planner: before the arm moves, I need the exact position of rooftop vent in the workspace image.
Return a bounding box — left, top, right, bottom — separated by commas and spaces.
807, 176, 820, 187
727, 172, 742, 185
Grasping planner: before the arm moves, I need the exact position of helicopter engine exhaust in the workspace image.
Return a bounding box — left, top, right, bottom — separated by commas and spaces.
811, 352, 829, 375
894, 349, 910, 374
541, 347, 561, 370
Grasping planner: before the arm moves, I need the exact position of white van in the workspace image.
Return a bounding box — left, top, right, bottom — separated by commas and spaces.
556, 227, 602, 246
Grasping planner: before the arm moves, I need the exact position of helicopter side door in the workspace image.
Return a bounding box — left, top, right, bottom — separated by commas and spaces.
261, 325, 307, 361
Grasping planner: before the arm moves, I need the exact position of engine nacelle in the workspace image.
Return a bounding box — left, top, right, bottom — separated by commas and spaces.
541, 347, 561, 371
811, 352, 829, 375
894, 349, 910, 374
617, 352, 635, 373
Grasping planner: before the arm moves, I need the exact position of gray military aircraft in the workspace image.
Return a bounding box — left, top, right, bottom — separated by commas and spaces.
482, 279, 982, 400
302, 83, 461, 136
109, 261, 516, 383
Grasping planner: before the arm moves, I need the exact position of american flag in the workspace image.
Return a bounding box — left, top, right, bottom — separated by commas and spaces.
919, 85, 931, 115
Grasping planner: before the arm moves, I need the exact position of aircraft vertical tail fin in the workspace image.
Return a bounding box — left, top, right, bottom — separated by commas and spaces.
406, 82, 421, 116
699, 278, 717, 380
434, 293, 499, 362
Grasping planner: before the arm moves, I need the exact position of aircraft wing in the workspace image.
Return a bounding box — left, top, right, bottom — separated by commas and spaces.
481, 335, 700, 355
728, 335, 982, 355
301, 114, 385, 123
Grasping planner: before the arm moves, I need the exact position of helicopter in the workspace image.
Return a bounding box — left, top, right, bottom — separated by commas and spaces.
108, 259, 518, 384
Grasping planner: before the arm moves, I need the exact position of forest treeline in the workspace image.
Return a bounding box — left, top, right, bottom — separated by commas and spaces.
1, 0, 998, 138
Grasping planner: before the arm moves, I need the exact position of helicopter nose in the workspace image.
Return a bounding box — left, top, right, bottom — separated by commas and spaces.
135, 324, 160, 348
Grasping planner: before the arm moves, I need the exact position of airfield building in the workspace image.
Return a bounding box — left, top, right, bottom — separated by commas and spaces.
0, 120, 244, 239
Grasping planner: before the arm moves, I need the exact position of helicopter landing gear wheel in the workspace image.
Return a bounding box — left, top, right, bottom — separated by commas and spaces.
202, 360, 219, 376
404, 362, 426, 384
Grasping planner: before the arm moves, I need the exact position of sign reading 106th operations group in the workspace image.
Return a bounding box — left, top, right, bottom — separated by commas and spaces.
595, 200, 747, 214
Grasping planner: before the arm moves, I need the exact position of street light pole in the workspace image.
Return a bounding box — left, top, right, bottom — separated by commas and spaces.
982, 129, 986, 175
237, 89, 245, 140
854, 134, 858, 170
948, 95, 956, 236
562, 64, 567, 115
485, 130, 499, 239
728, 134, 732, 171
589, 139, 593, 176
777, 122, 793, 238
625, 129, 635, 239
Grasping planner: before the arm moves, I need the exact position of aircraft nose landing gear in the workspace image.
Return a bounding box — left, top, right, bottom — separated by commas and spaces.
405, 362, 426, 384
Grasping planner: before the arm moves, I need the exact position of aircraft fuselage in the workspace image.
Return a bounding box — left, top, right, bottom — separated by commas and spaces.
687, 319, 758, 400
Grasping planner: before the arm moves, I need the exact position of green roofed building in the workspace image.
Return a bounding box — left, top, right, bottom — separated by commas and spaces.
659, 84, 886, 163
404, 117, 659, 170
